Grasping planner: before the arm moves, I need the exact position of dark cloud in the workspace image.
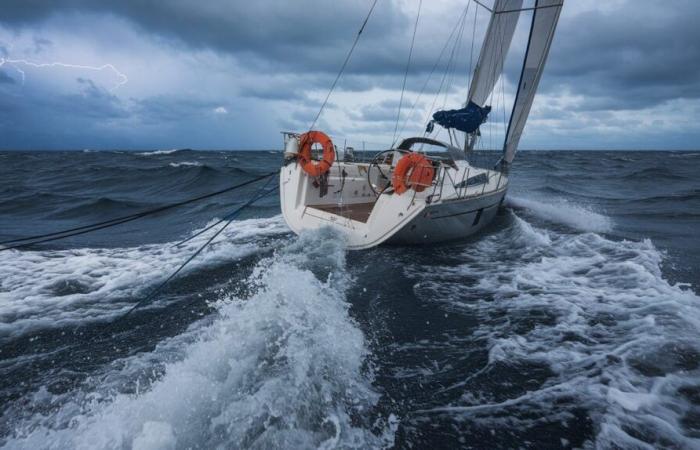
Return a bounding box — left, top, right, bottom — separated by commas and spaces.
69, 77, 128, 118
544, 0, 700, 109
0, 1, 412, 72
0, 79, 129, 149
348, 98, 427, 124
0, 70, 16, 84
2, 1, 699, 99
134, 96, 223, 123
1, 1, 699, 149
32, 37, 52, 53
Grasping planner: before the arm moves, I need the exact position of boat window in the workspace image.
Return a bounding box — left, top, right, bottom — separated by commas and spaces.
472, 208, 483, 226
454, 173, 489, 189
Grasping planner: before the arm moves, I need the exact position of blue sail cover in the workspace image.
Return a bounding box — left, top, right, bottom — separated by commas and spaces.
430, 101, 491, 134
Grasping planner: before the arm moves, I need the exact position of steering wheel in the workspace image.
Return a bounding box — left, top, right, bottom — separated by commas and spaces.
366, 149, 410, 196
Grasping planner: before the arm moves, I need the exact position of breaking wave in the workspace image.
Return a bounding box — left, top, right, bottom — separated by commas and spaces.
135, 149, 184, 156
0, 216, 289, 339
2, 228, 393, 449
168, 161, 203, 168
506, 195, 613, 233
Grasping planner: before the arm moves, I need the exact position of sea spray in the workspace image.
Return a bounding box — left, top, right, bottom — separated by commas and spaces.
506, 195, 613, 233
0, 216, 288, 339
3, 227, 390, 449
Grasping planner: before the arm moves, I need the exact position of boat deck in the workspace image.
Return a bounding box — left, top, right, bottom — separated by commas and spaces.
308, 202, 376, 223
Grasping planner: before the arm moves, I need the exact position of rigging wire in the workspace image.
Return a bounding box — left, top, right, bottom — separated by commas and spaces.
441, 5, 468, 111
308, 0, 379, 132
424, 4, 470, 139
116, 176, 277, 322
467, 3, 479, 102
392, 0, 422, 146
464, 3, 480, 153
0, 172, 276, 251
393, 2, 472, 145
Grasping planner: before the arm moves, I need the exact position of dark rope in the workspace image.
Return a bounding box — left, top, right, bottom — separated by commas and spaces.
115, 179, 278, 322
173, 184, 278, 248
0, 172, 276, 251
308, 0, 378, 131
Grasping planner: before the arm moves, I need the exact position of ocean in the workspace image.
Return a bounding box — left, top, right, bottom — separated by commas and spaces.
0, 149, 699, 449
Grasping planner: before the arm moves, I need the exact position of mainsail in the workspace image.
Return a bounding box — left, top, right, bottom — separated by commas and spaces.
467, 0, 523, 109
503, 0, 563, 164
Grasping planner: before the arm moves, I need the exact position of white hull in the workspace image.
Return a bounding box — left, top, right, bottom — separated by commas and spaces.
386, 187, 506, 245
280, 155, 507, 250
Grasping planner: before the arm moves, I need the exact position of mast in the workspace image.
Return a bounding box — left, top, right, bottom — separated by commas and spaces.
502, 0, 563, 164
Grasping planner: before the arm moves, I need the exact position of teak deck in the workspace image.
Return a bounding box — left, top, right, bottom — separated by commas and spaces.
309, 202, 376, 223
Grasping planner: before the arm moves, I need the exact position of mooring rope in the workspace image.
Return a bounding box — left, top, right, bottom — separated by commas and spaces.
115, 176, 278, 321
0, 172, 277, 251
172, 184, 278, 248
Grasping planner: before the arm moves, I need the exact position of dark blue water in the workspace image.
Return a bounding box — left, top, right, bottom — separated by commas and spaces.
0, 149, 699, 449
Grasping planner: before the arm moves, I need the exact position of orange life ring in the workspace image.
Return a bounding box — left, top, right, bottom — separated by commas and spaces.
298, 131, 335, 177
392, 152, 435, 195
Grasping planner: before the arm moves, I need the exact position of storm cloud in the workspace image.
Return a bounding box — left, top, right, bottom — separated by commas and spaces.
0, 0, 698, 150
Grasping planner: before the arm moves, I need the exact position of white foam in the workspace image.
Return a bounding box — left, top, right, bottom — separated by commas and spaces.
414, 217, 700, 448
131, 422, 176, 450
4, 228, 391, 449
506, 195, 613, 233
0, 216, 289, 339
168, 161, 202, 168
512, 215, 552, 247
136, 149, 181, 156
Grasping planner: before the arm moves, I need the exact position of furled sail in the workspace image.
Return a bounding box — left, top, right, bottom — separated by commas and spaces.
429, 101, 491, 134
503, 0, 563, 164
467, 0, 523, 109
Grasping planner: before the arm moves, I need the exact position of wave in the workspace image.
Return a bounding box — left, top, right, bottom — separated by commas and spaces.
634, 189, 700, 203
3, 228, 394, 449
0, 216, 290, 340
168, 161, 203, 168
135, 149, 186, 156
506, 195, 613, 233
408, 215, 700, 448
45, 197, 156, 219
621, 166, 688, 181
0, 192, 78, 214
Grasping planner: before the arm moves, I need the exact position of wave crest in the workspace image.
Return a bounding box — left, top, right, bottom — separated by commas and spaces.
3, 227, 393, 449
506, 195, 613, 233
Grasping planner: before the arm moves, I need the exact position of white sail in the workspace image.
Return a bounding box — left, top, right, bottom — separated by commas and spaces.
467, 0, 523, 109
503, 0, 563, 164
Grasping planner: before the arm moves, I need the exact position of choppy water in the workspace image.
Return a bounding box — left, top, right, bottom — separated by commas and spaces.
0, 149, 699, 449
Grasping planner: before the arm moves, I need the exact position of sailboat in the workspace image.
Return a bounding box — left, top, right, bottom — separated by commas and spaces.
279, 0, 563, 250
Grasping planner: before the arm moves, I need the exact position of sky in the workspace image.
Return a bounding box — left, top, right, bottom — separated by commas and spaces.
0, 0, 699, 151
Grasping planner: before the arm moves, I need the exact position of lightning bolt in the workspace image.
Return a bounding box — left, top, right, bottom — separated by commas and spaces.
0, 57, 128, 91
